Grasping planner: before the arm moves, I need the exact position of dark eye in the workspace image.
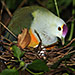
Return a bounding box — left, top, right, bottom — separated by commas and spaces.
58, 27, 61, 31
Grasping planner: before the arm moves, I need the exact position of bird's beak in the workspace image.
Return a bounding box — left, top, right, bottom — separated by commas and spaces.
61, 37, 65, 45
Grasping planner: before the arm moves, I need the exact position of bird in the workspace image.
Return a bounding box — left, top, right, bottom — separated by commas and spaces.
5, 6, 68, 47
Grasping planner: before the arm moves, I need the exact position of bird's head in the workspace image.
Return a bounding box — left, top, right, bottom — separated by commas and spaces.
54, 17, 68, 45
31, 9, 68, 46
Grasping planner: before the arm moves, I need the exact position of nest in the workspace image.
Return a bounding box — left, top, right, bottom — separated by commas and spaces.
0, 28, 75, 74
0, 35, 75, 67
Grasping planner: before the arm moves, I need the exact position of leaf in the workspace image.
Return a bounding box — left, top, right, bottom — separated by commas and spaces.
0, 69, 19, 75
27, 59, 49, 72
62, 73, 69, 75
18, 28, 31, 49
12, 45, 24, 60
68, 67, 75, 72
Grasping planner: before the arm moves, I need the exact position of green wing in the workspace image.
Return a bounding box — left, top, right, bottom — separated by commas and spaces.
8, 7, 34, 35
5, 6, 42, 41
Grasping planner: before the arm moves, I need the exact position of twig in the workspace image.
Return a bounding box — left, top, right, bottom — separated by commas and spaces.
64, 47, 73, 55
61, 63, 75, 66
55, 38, 75, 50
63, 66, 75, 74
66, 16, 74, 23
0, 56, 17, 62
0, 22, 17, 39
0, 4, 4, 37
0, 2, 4, 20
69, 50, 75, 54
0, 56, 9, 61
36, 0, 46, 7
1, 1, 13, 18
0, 41, 11, 46
44, 68, 64, 75
1, 35, 12, 43
17, 0, 27, 9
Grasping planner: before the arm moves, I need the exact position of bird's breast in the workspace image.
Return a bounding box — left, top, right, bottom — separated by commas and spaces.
29, 29, 39, 47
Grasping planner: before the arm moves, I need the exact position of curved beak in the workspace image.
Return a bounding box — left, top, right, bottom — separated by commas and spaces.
61, 24, 68, 45
61, 37, 65, 45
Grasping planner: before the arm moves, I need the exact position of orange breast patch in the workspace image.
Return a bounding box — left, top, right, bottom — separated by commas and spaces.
29, 29, 39, 47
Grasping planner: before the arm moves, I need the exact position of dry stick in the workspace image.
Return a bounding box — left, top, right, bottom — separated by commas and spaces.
63, 66, 75, 74
0, 56, 16, 62
53, 47, 73, 62
1, 35, 12, 43
70, 59, 75, 63
66, 16, 74, 23
0, 56, 9, 61
69, 50, 75, 54
66, 16, 75, 24
0, 3, 4, 20
0, 22, 17, 39
0, 4, 4, 37
61, 64, 75, 68
1, 1, 13, 18
55, 38, 75, 50
45, 68, 64, 75
36, 0, 46, 7
1, 41, 11, 46
17, 0, 27, 8
1, 1, 12, 26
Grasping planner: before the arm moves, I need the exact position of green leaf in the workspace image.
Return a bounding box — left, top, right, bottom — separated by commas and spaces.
68, 67, 75, 72
0, 69, 19, 75
12, 45, 24, 60
27, 59, 49, 72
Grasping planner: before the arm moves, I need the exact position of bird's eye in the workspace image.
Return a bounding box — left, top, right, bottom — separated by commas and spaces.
58, 27, 61, 31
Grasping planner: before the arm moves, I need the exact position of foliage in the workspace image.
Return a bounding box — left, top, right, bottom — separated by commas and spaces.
5, 0, 72, 12
0, 69, 19, 75
12, 45, 24, 61
28, 59, 49, 72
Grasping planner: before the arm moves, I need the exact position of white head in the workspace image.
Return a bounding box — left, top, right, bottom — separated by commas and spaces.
31, 8, 68, 46
51, 16, 68, 38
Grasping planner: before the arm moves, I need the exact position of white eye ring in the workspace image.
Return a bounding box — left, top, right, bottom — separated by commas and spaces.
58, 27, 61, 31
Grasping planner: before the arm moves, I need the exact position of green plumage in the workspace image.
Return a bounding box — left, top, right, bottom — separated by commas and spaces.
6, 6, 48, 41
8, 6, 48, 35
5, 6, 66, 45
